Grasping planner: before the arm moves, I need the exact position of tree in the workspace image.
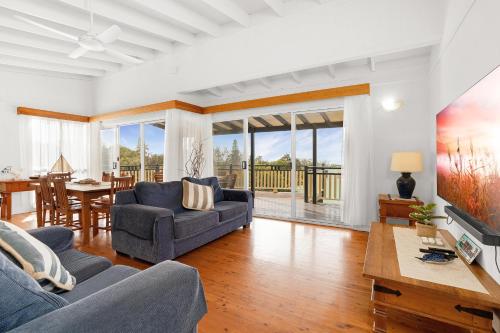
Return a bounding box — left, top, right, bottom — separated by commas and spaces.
228, 139, 242, 167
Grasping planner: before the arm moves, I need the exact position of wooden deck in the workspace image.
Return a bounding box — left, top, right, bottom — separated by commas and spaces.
254, 191, 343, 223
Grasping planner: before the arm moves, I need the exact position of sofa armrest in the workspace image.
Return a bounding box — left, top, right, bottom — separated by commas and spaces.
115, 189, 138, 205
112, 204, 174, 240
222, 189, 253, 223
12, 261, 208, 333
27, 226, 74, 253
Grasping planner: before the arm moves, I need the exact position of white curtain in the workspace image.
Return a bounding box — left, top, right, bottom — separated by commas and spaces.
341, 95, 376, 230
19, 116, 91, 180
165, 109, 213, 181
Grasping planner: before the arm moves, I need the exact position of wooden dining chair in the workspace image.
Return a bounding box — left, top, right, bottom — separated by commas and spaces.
102, 171, 113, 182
154, 172, 163, 183
52, 179, 82, 230
39, 177, 57, 225
91, 175, 133, 233
48, 172, 72, 182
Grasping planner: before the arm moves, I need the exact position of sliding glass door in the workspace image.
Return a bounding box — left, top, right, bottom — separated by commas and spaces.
144, 121, 165, 182
100, 128, 117, 174
212, 120, 246, 190
249, 113, 292, 218
213, 109, 344, 225
119, 124, 141, 183
293, 111, 343, 224
101, 119, 165, 184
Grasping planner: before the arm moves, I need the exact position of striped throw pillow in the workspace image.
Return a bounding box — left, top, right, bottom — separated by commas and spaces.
0, 221, 76, 292
182, 179, 214, 211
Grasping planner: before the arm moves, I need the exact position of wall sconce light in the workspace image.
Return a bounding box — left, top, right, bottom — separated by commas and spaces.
381, 98, 403, 112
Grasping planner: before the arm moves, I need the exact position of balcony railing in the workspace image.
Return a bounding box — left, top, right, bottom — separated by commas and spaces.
120, 165, 163, 183
214, 163, 342, 202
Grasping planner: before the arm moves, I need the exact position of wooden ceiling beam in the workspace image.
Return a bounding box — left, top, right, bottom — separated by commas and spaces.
17, 107, 90, 122
132, 0, 221, 37
0, 0, 173, 52
253, 116, 273, 127
203, 83, 370, 113
200, 0, 250, 27
273, 114, 290, 126
264, 0, 285, 17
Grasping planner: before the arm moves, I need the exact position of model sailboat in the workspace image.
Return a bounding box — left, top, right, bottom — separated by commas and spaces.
50, 155, 74, 174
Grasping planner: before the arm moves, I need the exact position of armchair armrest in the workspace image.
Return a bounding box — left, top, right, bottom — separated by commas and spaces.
115, 189, 138, 205
111, 204, 174, 240
12, 261, 208, 333
27, 226, 74, 253
222, 189, 253, 223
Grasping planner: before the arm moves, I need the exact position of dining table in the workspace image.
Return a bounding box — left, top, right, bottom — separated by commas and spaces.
32, 182, 111, 245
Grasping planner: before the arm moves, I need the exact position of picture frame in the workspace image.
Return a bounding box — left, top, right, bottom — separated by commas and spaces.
456, 234, 481, 264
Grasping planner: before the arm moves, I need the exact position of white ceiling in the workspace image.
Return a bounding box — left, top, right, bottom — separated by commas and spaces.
0, 0, 327, 78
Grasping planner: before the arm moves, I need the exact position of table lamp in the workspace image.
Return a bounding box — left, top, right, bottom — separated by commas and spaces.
390, 152, 423, 199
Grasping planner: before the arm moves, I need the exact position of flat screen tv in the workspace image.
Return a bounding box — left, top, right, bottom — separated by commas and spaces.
436, 65, 500, 245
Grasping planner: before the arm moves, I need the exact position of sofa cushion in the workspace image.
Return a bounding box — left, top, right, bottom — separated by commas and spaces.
182, 180, 214, 211
183, 177, 224, 203
212, 201, 248, 222
134, 181, 185, 213
174, 210, 219, 239
0, 251, 68, 332
0, 221, 76, 292
58, 249, 112, 284
61, 265, 139, 303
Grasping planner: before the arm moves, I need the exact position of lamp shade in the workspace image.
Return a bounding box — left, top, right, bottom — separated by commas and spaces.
390, 152, 423, 172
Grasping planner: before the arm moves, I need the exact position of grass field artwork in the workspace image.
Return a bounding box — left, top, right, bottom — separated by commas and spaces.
436, 66, 500, 233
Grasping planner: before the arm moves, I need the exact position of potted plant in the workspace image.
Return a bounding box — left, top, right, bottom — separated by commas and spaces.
409, 203, 447, 237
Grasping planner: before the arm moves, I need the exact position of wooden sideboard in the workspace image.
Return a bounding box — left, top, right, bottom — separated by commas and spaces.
0, 180, 34, 220
363, 223, 500, 332
378, 194, 423, 226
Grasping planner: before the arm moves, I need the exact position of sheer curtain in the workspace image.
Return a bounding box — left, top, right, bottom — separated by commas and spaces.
341, 95, 376, 230
19, 116, 90, 180
165, 109, 213, 181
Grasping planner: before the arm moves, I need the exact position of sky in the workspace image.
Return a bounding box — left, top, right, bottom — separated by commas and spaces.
119, 123, 165, 155
213, 127, 343, 165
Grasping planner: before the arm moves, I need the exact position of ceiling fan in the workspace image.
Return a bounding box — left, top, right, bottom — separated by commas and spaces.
14, 0, 143, 64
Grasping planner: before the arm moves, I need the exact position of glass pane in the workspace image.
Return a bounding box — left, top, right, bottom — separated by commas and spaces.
249, 113, 292, 218
294, 110, 343, 224
100, 128, 115, 173
119, 124, 141, 184
144, 122, 165, 182
213, 120, 245, 189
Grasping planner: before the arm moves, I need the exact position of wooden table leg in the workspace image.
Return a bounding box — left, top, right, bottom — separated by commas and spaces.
372, 303, 388, 333
0, 192, 5, 219
81, 195, 91, 245
4, 193, 12, 220
35, 189, 43, 227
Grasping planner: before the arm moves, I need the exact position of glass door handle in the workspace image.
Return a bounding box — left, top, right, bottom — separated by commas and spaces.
241, 161, 247, 170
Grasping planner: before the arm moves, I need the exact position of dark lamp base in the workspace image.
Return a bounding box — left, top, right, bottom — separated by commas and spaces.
396, 172, 416, 199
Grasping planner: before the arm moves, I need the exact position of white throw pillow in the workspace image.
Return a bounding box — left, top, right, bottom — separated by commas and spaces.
0, 221, 76, 291
182, 180, 215, 211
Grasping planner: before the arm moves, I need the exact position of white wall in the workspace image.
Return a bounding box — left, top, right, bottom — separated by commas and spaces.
429, 0, 500, 283
0, 68, 93, 214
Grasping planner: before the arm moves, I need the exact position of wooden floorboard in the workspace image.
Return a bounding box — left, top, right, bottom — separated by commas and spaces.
8, 213, 425, 333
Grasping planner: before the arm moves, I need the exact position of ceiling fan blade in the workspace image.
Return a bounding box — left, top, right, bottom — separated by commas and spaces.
105, 48, 143, 64
14, 15, 79, 42
97, 25, 121, 44
68, 47, 88, 59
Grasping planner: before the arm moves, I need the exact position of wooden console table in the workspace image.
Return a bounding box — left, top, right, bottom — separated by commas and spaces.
363, 223, 500, 333
378, 194, 423, 226
0, 180, 34, 220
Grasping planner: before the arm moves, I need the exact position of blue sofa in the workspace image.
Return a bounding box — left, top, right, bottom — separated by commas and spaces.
0, 226, 207, 333
111, 177, 253, 263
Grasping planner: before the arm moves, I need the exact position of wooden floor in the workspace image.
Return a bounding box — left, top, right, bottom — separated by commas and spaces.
9, 213, 429, 333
